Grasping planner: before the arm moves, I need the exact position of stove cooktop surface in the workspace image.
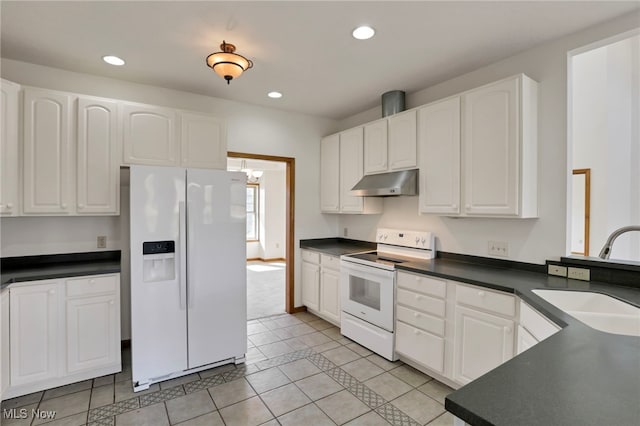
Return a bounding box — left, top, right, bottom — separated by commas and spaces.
344, 251, 422, 268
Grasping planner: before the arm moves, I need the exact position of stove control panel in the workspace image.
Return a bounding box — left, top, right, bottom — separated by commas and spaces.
376, 228, 434, 250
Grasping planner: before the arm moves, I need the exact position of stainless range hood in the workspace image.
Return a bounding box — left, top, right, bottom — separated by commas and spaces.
351, 169, 418, 196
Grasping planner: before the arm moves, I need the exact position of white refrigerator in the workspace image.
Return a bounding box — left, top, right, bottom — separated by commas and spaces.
130, 165, 247, 391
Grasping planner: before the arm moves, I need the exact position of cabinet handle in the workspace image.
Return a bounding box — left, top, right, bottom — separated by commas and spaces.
414, 312, 420, 318
415, 295, 423, 300
110, 300, 115, 305
49, 289, 56, 295
413, 329, 420, 335
478, 291, 486, 297
6, 203, 12, 210
61, 203, 68, 209
78, 204, 84, 209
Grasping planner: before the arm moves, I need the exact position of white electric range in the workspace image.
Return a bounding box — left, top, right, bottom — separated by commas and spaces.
340, 228, 436, 361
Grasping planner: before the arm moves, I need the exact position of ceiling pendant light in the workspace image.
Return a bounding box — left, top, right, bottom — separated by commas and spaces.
206, 40, 253, 84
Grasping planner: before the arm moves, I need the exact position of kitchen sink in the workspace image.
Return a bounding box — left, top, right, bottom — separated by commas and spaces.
532, 289, 640, 337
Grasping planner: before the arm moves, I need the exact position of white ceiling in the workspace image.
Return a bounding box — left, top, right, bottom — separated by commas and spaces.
1, 1, 638, 120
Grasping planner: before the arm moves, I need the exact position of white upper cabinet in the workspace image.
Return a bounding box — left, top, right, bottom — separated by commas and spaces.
320, 134, 340, 213
320, 129, 382, 215
418, 97, 461, 215
340, 127, 365, 213
363, 110, 417, 176
0, 79, 20, 216
22, 88, 74, 215
462, 75, 538, 217
180, 112, 227, 170
122, 102, 178, 166
77, 96, 120, 215
417, 74, 538, 218
363, 119, 388, 174
388, 109, 417, 171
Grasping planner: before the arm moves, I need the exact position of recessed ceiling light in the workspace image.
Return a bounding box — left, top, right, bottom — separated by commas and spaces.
268, 91, 283, 99
352, 26, 375, 40
102, 55, 125, 66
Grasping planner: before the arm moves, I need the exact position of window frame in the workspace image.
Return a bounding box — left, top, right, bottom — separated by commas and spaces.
246, 183, 260, 242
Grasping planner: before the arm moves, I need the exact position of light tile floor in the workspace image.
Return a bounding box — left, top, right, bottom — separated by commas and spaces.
1, 312, 456, 426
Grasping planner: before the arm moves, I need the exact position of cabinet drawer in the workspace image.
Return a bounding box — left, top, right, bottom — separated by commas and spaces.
301, 250, 320, 264
397, 288, 445, 317
397, 272, 446, 299
320, 254, 340, 270
66, 275, 117, 297
397, 305, 445, 336
395, 321, 445, 374
520, 301, 560, 341
455, 283, 515, 317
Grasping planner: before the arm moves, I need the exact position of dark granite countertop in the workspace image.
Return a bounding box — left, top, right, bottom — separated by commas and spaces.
301, 239, 640, 426
299, 238, 376, 257
1, 251, 121, 289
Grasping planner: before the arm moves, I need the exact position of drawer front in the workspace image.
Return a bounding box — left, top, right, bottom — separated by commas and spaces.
397, 288, 445, 317
397, 272, 446, 298
455, 283, 515, 317
520, 301, 560, 341
397, 305, 445, 336
320, 254, 340, 270
395, 321, 445, 374
301, 250, 320, 264
66, 275, 118, 297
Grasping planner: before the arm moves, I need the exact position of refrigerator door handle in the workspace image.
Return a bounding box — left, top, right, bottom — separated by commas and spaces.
179, 201, 187, 310
187, 200, 195, 309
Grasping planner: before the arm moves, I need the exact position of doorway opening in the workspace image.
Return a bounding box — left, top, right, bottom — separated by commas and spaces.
227, 152, 297, 319
567, 29, 640, 262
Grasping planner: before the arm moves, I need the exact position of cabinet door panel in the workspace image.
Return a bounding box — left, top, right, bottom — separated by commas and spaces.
301, 261, 320, 311
67, 294, 119, 373
388, 110, 417, 170
122, 103, 177, 166
10, 283, 60, 386
463, 78, 518, 216
23, 88, 73, 214
77, 97, 119, 214
418, 97, 461, 214
453, 305, 514, 385
364, 120, 388, 174
396, 321, 445, 374
339, 127, 364, 212
320, 268, 340, 324
320, 134, 340, 212
1, 80, 20, 216
180, 112, 226, 169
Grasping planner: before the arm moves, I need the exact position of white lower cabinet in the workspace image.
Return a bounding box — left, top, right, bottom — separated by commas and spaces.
453, 305, 515, 385
301, 250, 342, 326
301, 260, 320, 312
9, 281, 60, 387
319, 255, 340, 324
395, 272, 448, 375
517, 325, 537, 354
66, 275, 120, 374
3, 274, 121, 400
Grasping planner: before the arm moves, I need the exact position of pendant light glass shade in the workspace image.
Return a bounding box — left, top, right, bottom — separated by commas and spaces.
206, 41, 253, 84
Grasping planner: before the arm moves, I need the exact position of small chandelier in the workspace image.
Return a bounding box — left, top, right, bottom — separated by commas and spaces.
205, 40, 253, 84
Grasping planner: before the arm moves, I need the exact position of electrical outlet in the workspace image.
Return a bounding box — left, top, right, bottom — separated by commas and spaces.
97, 236, 107, 249
343, 227, 348, 237
488, 240, 508, 257
568, 267, 590, 281
548, 264, 567, 277
275, 243, 280, 249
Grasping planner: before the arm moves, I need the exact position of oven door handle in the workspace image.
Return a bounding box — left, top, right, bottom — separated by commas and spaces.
340, 260, 396, 278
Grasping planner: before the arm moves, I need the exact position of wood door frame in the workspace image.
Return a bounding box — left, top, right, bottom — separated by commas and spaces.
228, 151, 299, 314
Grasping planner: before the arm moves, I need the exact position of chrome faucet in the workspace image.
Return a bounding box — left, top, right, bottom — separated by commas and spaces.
598, 225, 640, 259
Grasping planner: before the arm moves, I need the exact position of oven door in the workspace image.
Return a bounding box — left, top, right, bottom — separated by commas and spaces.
340, 259, 395, 332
